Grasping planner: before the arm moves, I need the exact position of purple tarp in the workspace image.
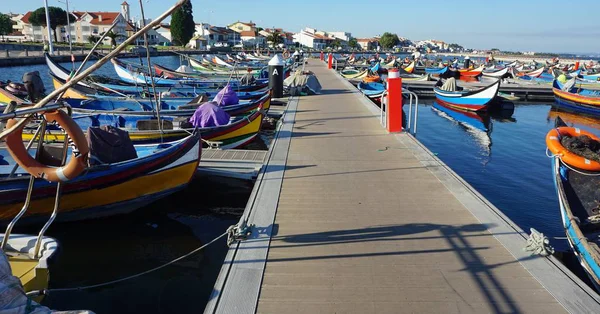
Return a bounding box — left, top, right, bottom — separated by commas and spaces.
212, 84, 239, 106
190, 102, 231, 128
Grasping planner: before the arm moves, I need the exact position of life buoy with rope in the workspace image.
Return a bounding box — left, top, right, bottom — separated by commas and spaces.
4, 110, 89, 182
282, 50, 290, 59
546, 127, 600, 171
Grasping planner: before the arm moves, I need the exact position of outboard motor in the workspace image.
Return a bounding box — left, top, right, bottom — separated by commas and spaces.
22, 71, 45, 102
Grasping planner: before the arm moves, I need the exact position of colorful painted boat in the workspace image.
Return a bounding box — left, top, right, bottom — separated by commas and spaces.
549, 119, 600, 291
362, 75, 381, 83
357, 82, 385, 98
434, 79, 501, 112
21, 108, 264, 147
482, 67, 508, 78
553, 79, 600, 107
341, 70, 368, 79
425, 67, 448, 75
0, 131, 201, 223
458, 65, 485, 77
403, 62, 415, 74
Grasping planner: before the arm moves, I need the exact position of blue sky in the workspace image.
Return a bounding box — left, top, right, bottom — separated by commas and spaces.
3, 0, 600, 53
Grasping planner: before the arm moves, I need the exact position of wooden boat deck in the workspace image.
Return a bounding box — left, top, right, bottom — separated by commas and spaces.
205, 61, 600, 313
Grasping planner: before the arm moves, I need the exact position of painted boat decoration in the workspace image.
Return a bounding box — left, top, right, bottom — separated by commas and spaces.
403, 62, 415, 73
458, 65, 485, 77
21, 107, 265, 147
0, 131, 201, 223
434, 78, 501, 112
482, 67, 509, 78
553, 79, 600, 107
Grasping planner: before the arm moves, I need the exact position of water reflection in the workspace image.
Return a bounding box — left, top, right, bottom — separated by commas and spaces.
548, 107, 600, 134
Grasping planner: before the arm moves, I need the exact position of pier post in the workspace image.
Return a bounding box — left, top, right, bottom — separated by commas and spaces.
320, 51, 324, 61
575, 61, 580, 70
268, 54, 284, 98
4, 50, 8, 58
24, 49, 28, 57
327, 53, 333, 69
386, 68, 403, 133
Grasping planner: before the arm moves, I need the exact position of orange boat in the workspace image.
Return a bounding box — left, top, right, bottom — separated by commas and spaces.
459, 65, 485, 77
363, 75, 381, 83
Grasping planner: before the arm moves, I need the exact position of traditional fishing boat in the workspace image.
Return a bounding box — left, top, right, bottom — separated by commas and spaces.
553, 79, 600, 107
458, 65, 485, 77
434, 78, 501, 112
341, 69, 368, 79
403, 62, 415, 74
21, 107, 265, 148
0, 131, 201, 223
357, 82, 385, 98
482, 67, 509, 78
425, 67, 448, 75
547, 118, 600, 291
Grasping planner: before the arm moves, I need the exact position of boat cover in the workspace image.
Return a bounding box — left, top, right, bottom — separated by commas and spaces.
440, 78, 457, 91
190, 102, 231, 128
284, 70, 322, 95
213, 84, 239, 106
87, 126, 138, 165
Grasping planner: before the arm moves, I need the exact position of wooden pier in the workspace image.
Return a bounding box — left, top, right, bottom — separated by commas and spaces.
205, 60, 600, 313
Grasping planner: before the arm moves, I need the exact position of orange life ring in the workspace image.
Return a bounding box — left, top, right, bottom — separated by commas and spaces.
5, 110, 89, 182
282, 50, 290, 59
546, 127, 600, 171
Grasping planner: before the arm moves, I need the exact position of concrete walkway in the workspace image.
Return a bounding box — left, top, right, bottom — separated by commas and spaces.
206, 60, 600, 314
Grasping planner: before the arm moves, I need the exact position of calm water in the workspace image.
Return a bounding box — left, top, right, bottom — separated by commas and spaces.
414, 101, 600, 252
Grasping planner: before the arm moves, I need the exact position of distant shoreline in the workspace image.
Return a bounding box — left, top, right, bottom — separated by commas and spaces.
429, 52, 598, 64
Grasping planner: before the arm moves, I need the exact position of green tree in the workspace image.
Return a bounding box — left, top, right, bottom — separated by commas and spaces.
348, 38, 359, 50
329, 39, 342, 49
266, 31, 283, 47
0, 13, 13, 41
379, 32, 399, 49
448, 43, 463, 50
170, 0, 195, 46
102, 30, 125, 47
256, 27, 264, 33
87, 35, 100, 44
29, 6, 75, 43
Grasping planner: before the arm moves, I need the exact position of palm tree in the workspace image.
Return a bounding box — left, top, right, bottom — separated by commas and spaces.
102, 31, 125, 47
266, 31, 284, 48
88, 35, 100, 44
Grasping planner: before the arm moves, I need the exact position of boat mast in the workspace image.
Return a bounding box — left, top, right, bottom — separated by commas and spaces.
138, 0, 163, 137
43, 0, 54, 54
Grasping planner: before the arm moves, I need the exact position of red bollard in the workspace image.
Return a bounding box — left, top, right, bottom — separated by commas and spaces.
320, 51, 324, 61
386, 69, 403, 133
327, 53, 333, 69
575, 61, 580, 71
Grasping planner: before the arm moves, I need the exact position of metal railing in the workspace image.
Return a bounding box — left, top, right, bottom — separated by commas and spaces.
379, 89, 419, 134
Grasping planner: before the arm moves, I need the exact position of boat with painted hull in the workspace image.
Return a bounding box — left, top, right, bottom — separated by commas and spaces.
434, 79, 501, 112
21, 108, 265, 148
482, 67, 509, 78
425, 67, 448, 75
0, 131, 201, 224
459, 65, 485, 77
357, 82, 386, 98
553, 79, 600, 107
549, 119, 600, 291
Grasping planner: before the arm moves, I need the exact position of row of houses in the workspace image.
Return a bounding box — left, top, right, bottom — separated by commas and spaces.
4, 2, 385, 51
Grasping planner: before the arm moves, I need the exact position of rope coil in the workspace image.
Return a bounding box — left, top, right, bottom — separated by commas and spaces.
524, 228, 555, 256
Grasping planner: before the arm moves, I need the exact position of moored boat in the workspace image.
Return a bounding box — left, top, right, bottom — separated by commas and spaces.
434, 78, 501, 112
553, 79, 600, 107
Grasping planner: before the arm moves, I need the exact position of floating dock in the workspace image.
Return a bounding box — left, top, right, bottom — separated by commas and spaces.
199, 149, 267, 180
205, 61, 600, 313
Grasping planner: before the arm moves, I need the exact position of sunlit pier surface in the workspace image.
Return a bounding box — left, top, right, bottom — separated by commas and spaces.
205, 60, 600, 314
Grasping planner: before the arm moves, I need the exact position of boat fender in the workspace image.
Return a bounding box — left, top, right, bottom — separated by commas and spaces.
4, 110, 89, 182
546, 127, 600, 171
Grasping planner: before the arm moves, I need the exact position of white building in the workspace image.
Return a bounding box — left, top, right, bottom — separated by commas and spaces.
154, 24, 171, 42
293, 27, 335, 50
329, 31, 351, 42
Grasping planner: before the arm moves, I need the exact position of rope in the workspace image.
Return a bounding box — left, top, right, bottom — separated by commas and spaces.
546, 149, 600, 176
524, 228, 555, 256
47, 231, 228, 292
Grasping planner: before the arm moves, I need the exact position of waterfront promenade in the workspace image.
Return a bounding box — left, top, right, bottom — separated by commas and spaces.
206, 60, 600, 313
